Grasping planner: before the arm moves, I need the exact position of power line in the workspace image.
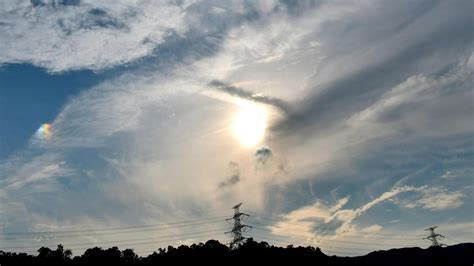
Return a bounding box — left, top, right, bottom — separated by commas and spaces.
251, 233, 375, 251
2, 212, 462, 256
250, 226, 416, 248
0, 229, 226, 251
317, 237, 415, 247
250, 226, 420, 244
0, 216, 228, 235
134, 234, 366, 257
1, 219, 227, 240
251, 216, 424, 237
322, 250, 360, 256
5, 231, 225, 255
2, 213, 426, 238
250, 232, 430, 257
248, 220, 420, 240
444, 236, 463, 244
251, 234, 362, 256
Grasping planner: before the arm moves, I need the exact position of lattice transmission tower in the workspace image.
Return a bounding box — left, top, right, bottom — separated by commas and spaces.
225, 203, 252, 249
424, 226, 445, 247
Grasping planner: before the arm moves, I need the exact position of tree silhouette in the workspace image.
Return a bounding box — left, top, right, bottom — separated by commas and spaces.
0, 239, 472, 266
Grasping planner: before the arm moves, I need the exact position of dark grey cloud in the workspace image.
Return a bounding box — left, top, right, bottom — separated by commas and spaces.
219, 161, 241, 188
209, 80, 291, 113
255, 146, 273, 164
219, 174, 240, 188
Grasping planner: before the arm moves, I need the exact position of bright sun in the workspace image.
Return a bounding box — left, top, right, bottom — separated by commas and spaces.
232, 103, 266, 147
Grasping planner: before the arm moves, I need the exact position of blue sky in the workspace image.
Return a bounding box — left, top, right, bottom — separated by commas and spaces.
0, 64, 104, 158
0, 0, 473, 256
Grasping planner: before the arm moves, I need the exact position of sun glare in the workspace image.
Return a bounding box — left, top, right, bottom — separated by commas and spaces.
232, 103, 266, 147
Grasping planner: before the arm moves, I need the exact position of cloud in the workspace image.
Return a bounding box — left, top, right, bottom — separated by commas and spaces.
349, 62, 473, 131
0, 1, 190, 72
269, 59, 473, 187
439, 170, 468, 180
219, 162, 240, 188
41, 73, 182, 148
405, 187, 464, 211
271, 186, 421, 239
333, 186, 422, 234
440, 171, 457, 179
0, 152, 73, 190
209, 80, 290, 113
361, 224, 383, 234
0, 0, 289, 73
219, 174, 240, 188
273, 0, 473, 136
255, 146, 272, 165
270, 196, 350, 238
270, 183, 467, 246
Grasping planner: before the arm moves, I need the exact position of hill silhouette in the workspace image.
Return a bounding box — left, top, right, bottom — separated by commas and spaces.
0, 239, 472, 266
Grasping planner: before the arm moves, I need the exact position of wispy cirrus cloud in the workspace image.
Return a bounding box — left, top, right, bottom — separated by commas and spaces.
0, 151, 73, 190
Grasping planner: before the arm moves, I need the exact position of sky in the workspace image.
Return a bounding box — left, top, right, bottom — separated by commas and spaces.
0, 0, 473, 257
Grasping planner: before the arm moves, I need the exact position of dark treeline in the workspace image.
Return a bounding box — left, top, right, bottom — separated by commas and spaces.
0, 239, 472, 266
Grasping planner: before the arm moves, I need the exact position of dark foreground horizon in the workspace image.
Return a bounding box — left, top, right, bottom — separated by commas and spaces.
1, 239, 472, 266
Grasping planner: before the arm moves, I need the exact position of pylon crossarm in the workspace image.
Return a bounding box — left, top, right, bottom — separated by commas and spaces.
233, 213, 249, 219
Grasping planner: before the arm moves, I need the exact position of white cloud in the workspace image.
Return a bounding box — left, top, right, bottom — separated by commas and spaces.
361, 224, 383, 234
43, 73, 195, 148
405, 187, 464, 211
258, 59, 473, 188
440, 171, 456, 179
348, 62, 474, 138
334, 186, 422, 234
193, 0, 357, 99
271, 196, 350, 238
0, 0, 187, 72
271, 186, 423, 240
304, 196, 350, 223
440, 170, 465, 179
0, 0, 289, 73
272, 185, 465, 243
1, 152, 73, 190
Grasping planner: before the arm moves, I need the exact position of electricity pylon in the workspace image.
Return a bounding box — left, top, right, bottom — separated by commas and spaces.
225, 203, 252, 249
424, 226, 445, 247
